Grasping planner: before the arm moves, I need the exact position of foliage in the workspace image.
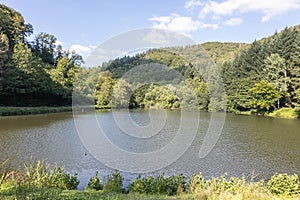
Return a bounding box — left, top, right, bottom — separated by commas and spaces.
103, 170, 124, 193
250, 80, 281, 113
2, 3, 300, 117
222, 25, 300, 113
95, 71, 115, 109
268, 107, 299, 119
143, 85, 180, 109
1, 160, 300, 199
0, 4, 82, 107
266, 173, 300, 195
129, 173, 186, 196
23, 160, 79, 190
189, 173, 249, 195
0, 106, 71, 116
86, 171, 103, 191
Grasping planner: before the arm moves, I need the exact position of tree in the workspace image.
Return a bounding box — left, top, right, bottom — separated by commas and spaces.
187, 77, 209, 110
95, 71, 115, 109
31, 32, 57, 65
50, 56, 79, 93
250, 80, 281, 113
112, 79, 132, 108
143, 85, 179, 109
0, 4, 32, 50
0, 33, 9, 91
263, 53, 289, 108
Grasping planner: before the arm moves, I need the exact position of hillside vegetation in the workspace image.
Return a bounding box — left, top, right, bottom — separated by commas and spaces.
1, 3, 299, 118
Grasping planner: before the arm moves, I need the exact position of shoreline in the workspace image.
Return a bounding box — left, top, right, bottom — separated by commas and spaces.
0, 106, 72, 116
1, 106, 299, 119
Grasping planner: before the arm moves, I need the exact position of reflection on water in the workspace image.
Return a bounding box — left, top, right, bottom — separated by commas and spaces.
0, 111, 300, 188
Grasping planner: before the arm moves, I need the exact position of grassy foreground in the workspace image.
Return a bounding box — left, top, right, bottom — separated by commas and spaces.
0, 106, 72, 116
1, 160, 300, 200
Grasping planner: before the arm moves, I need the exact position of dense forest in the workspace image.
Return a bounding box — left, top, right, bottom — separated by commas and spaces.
1, 4, 300, 116
0, 4, 83, 106
222, 26, 300, 113
91, 26, 300, 115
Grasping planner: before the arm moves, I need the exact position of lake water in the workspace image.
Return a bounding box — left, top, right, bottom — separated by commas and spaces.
0, 110, 300, 188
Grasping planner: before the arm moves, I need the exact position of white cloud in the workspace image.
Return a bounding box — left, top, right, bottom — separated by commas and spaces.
70, 44, 95, 58
223, 17, 243, 26
184, 0, 202, 10
199, 0, 300, 22
149, 14, 218, 35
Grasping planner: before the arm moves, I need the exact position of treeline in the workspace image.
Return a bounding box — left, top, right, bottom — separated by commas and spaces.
0, 4, 82, 106
93, 26, 300, 115
222, 25, 300, 113
92, 42, 247, 111
2, 3, 299, 114
93, 49, 211, 110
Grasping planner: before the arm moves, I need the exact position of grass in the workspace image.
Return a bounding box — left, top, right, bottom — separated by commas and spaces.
232, 107, 300, 119
267, 107, 300, 119
1, 160, 300, 199
0, 106, 72, 116
0, 186, 299, 200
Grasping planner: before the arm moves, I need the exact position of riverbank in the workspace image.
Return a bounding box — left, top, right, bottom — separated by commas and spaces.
235, 107, 300, 119
0, 106, 72, 116
1, 105, 299, 120
1, 160, 300, 200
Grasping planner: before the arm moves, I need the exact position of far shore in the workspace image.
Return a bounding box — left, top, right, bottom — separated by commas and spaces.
0, 106, 72, 116
1, 106, 299, 119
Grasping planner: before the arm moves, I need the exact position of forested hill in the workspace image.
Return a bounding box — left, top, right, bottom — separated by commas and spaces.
201, 42, 249, 66
1, 3, 299, 116
94, 25, 300, 115
93, 43, 248, 111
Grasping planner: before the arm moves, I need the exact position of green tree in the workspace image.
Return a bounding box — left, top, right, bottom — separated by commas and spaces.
0, 33, 9, 91
250, 80, 281, 113
263, 53, 289, 108
144, 85, 179, 109
187, 77, 209, 110
95, 71, 115, 109
0, 4, 32, 50
112, 79, 132, 108
50, 56, 79, 93
31, 32, 57, 65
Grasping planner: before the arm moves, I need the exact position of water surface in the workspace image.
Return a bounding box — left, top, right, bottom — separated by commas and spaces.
0, 111, 299, 188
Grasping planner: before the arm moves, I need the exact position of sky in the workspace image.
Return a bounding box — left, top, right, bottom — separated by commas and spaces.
1, 0, 300, 59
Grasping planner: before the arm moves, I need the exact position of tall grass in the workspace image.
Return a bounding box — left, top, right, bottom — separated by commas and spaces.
1, 159, 300, 199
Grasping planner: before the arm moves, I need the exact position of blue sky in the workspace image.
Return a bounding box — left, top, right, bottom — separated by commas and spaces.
2, 0, 300, 58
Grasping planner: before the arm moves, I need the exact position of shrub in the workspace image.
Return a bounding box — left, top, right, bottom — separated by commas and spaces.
24, 160, 79, 190
189, 173, 205, 194
24, 160, 50, 186
86, 171, 103, 191
266, 173, 300, 195
129, 173, 187, 196
189, 173, 247, 195
48, 167, 79, 190
103, 170, 123, 193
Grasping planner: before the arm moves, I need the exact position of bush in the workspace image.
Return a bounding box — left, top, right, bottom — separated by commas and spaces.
189, 173, 247, 195
129, 173, 187, 196
103, 170, 123, 193
24, 160, 79, 190
266, 173, 300, 195
86, 171, 103, 191
189, 173, 205, 194
48, 167, 79, 190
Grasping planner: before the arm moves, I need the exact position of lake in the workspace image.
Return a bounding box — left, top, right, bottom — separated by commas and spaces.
0, 110, 300, 188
